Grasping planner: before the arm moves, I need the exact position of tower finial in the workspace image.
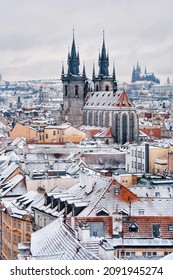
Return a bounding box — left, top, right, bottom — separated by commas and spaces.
73, 26, 75, 39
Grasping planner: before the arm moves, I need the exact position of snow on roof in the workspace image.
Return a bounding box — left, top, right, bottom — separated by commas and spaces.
3, 191, 44, 217
30, 218, 99, 260
84, 91, 133, 109
108, 238, 173, 247
11, 137, 26, 146
0, 162, 19, 184
0, 173, 24, 197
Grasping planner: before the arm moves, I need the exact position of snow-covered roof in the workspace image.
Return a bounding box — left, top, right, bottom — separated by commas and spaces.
30, 218, 99, 260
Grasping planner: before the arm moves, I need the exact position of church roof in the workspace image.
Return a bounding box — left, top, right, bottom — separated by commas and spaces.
84, 91, 133, 109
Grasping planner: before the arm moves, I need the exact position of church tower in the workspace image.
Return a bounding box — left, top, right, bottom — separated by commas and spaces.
92, 31, 117, 93
61, 31, 88, 127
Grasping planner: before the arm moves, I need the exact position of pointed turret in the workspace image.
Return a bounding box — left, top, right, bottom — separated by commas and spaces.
61, 61, 64, 78
83, 62, 86, 78
113, 63, 117, 93
67, 29, 80, 76
98, 30, 109, 77
92, 63, 95, 79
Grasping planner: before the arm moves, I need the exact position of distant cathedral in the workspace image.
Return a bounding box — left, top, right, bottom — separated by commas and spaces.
61, 32, 138, 144
131, 62, 160, 84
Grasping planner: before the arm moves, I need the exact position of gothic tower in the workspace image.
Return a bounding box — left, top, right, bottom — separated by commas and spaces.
61, 31, 88, 127
92, 31, 117, 93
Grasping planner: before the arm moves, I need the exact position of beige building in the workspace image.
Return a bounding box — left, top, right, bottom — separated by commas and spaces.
126, 143, 169, 174
10, 122, 86, 144
1, 191, 44, 260
2, 211, 32, 260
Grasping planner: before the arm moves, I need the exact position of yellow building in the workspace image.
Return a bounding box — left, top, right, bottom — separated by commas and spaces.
1, 211, 32, 260
10, 122, 85, 144
1, 191, 44, 260
10, 122, 38, 141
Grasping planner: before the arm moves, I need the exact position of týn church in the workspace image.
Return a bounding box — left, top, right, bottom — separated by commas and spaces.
61, 32, 138, 145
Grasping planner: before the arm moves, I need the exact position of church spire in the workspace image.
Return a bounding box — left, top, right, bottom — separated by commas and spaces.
61, 61, 64, 78
98, 30, 109, 77
83, 61, 86, 78
67, 29, 80, 76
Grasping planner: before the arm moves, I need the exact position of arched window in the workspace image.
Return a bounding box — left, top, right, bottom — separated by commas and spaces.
94, 111, 98, 126
99, 111, 104, 126
129, 113, 135, 142
65, 85, 67, 96
115, 113, 120, 143
83, 111, 87, 125
105, 85, 109, 91
96, 84, 99, 92
75, 85, 79, 97
122, 113, 127, 144
105, 112, 109, 127
88, 111, 93, 126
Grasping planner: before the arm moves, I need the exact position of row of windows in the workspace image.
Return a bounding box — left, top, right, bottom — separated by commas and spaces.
132, 161, 145, 171
64, 85, 80, 97
45, 130, 64, 138
129, 222, 173, 236
131, 149, 144, 158
120, 251, 172, 258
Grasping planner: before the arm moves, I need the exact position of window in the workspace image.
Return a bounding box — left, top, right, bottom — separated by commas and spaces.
44, 218, 47, 227
89, 222, 104, 237
75, 85, 79, 97
18, 236, 21, 243
138, 151, 142, 158
46, 134, 48, 139
105, 85, 109, 91
152, 224, 160, 238
26, 223, 30, 232
168, 224, 173, 231
53, 131, 56, 136
129, 221, 138, 232
65, 85, 67, 96
139, 209, 144, 215
13, 235, 17, 243
13, 220, 16, 227
122, 114, 127, 144
18, 221, 21, 229
155, 192, 160, 197
114, 187, 120, 195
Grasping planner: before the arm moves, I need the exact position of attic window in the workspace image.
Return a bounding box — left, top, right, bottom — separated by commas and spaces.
114, 187, 120, 195
129, 221, 138, 233
96, 208, 109, 216
97, 102, 100, 105
155, 192, 160, 197
139, 209, 144, 215
168, 224, 173, 231
152, 224, 160, 238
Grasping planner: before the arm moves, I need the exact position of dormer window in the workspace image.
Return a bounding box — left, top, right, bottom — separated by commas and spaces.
139, 209, 144, 215
129, 221, 138, 233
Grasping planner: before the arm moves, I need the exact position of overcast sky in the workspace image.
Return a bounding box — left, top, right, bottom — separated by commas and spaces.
0, 0, 173, 83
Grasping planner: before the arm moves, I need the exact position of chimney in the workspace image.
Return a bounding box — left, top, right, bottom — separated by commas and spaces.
99, 240, 115, 260
79, 168, 87, 188
37, 186, 45, 194
86, 174, 93, 194
78, 222, 90, 242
